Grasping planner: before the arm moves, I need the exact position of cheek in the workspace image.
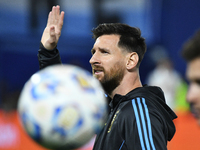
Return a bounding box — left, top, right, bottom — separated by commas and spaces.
187, 84, 200, 102
196, 86, 200, 98
102, 58, 114, 69
103, 55, 126, 71
107, 60, 124, 71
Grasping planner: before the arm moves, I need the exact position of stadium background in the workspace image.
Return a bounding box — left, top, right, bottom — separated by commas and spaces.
0, 0, 200, 149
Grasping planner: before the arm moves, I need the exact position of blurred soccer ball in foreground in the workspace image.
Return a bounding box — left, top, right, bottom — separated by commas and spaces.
18, 64, 107, 150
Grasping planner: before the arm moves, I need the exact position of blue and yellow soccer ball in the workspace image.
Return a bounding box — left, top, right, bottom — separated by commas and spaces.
18, 64, 107, 150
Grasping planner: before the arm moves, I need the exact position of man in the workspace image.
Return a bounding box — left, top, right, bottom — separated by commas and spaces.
38, 5, 177, 150
181, 29, 200, 126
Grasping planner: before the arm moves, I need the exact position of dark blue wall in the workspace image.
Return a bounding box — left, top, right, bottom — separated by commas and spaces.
161, 0, 200, 76
1, 0, 200, 93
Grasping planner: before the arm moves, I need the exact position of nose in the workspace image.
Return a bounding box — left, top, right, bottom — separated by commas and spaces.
187, 83, 199, 103
89, 53, 100, 65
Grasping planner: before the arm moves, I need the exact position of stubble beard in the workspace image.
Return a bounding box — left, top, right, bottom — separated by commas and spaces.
98, 62, 125, 96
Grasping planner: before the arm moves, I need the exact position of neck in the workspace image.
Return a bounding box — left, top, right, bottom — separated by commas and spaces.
108, 70, 142, 99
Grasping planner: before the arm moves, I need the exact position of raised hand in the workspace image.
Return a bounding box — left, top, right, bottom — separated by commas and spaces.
41, 5, 64, 50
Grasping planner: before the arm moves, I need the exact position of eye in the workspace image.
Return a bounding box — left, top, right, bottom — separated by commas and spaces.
196, 79, 200, 86
100, 49, 109, 54
91, 49, 96, 55
102, 50, 108, 54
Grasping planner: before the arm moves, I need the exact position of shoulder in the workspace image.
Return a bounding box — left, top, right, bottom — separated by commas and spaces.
119, 97, 164, 125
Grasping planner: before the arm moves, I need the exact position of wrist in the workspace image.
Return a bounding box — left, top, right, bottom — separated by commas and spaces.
40, 42, 57, 52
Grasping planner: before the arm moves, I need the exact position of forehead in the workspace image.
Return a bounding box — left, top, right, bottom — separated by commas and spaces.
94, 34, 120, 48
186, 57, 200, 80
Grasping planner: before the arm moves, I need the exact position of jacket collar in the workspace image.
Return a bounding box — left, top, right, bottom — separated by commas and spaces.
108, 85, 147, 110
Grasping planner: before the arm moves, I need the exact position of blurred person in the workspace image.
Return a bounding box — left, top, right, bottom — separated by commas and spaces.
147, 46, 185, 111
37, 5, 177, 150
181, 29, 200, 125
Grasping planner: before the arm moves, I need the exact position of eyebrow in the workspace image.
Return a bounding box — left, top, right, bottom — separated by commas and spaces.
91, 47, 110, 54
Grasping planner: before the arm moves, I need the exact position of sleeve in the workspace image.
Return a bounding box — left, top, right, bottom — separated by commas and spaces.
122, 98, 167, 150
37, 42, 62, 70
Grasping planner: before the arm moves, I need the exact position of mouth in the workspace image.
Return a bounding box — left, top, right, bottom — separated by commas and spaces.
93, 69, 103, 75
92, 66, 104, 75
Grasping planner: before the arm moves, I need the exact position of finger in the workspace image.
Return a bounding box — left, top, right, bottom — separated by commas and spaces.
47, 11, 52, 26
49, 26, 56, 43
50, 26, 55, 35
55, 5, 60, 22
58, 11, 65, 31
50, 6, 55, 25
54, 5, 59, 24
51, 6, 56, 24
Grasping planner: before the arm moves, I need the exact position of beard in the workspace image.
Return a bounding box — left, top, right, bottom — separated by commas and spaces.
93, 62, 125, 95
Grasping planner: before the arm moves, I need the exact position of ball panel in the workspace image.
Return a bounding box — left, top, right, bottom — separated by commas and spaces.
18, 64, 107, 150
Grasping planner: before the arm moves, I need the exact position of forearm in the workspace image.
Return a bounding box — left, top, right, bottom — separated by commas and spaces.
37, 42, 62, 70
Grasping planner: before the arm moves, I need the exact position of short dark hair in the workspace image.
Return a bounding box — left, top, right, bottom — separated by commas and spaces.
182, 29, 200, 62
92, 23, 147, 67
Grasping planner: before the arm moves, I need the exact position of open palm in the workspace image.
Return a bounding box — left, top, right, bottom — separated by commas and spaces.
41, 5, 64, 50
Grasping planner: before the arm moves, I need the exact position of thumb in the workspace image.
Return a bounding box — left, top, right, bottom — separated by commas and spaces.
50, 26, 56, 38
49, 26, 57, 44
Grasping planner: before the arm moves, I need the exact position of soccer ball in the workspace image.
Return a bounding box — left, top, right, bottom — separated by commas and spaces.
18, 64, 108, 150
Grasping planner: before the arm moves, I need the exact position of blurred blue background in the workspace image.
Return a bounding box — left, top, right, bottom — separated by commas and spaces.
1, 1, 200, 150
0, 0, 200, 108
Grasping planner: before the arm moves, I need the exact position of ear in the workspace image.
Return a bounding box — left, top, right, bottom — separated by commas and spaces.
126, 52, 139, 70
